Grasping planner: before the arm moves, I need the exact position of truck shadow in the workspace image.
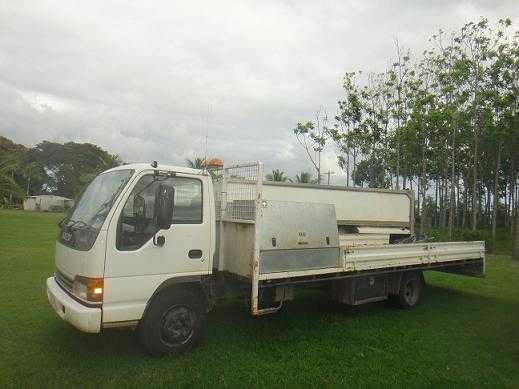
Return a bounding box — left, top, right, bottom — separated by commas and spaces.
43, 282, 518, 363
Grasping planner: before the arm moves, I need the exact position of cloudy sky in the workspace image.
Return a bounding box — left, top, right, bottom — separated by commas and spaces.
1, 1, 518, 183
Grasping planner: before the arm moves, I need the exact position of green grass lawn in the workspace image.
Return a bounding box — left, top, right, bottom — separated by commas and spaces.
1, 210, 518, 388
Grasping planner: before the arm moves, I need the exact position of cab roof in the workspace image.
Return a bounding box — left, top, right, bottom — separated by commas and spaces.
103, 163, 206, 176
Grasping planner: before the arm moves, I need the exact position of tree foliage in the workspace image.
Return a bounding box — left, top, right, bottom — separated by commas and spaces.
294, 17, 519, 244
266, 169, 288, 182
185, 158, 206, 169
293, 108, 330, 184
292, 171, 315, 184
0, 136, 121, 206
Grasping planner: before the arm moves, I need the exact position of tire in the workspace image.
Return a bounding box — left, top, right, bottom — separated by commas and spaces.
396, 272, 424, 309
138, 288, 205, 357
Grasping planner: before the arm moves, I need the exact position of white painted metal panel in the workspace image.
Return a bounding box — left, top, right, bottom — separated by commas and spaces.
261, 183, 412, 226
258, 241, 485, 280
342, 241, 485, 271
218, 221, 255, 277
259, 201, 339, 250
339, 233, 389, 247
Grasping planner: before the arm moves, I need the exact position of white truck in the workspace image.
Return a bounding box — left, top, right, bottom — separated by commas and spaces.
47, 161, 485, 356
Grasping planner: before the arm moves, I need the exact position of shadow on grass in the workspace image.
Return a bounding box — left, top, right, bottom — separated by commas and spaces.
40, 281, 518, 367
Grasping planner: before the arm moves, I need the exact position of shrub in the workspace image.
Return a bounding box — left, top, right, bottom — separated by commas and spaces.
424, 228, 495, 252
49, 205, 65, 213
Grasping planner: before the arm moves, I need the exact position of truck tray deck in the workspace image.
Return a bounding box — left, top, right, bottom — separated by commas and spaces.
258, 241, 485, 281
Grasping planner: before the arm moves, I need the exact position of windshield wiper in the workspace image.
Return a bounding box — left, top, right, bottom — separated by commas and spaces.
58, 216, 70, 228
65, 219, 95, 231
89, 181, 130, 222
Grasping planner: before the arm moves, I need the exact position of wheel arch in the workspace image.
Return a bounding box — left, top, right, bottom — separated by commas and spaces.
389, 270, 424, 295
141, 275, 210, 321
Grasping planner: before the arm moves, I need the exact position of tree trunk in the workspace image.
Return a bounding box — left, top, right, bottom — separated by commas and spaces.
471, 118, 479, 230
419, 163, 426, 235
456, 175, 460, 228
512, 171, 517, 234
419, 148, 426, 234
492, 144, 501, 241
439, 179, 444, 228
346, 153, 350, 187
471, 74, 482, 231
352, 148, 357, 186
435, 179, 439, 228
513, 203, 519, 260
441, 171, 448, 229
417, 178, 421, 233
449, 124, 456, 238
461, 183, 469, 230
485, 188, 491, 227
504, 183, 508, 228
448, 174, 454, 237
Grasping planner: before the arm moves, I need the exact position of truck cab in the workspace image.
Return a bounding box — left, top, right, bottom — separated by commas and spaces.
47, 163, 215, 348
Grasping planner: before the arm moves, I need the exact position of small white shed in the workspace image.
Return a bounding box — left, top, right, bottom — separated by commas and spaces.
23, 195, 74, 212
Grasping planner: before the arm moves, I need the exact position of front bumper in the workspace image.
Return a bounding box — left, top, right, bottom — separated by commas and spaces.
46, 277, 101, 333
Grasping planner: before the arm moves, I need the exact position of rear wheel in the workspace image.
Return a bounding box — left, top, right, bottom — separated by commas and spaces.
396, 272, 424, 309
139, 289, 205, 357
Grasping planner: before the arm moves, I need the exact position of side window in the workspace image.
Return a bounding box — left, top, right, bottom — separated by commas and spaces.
172, 177, 203, 224
117, 175, 203, 251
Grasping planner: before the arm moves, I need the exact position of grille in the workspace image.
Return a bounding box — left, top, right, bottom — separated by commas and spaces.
55, 270, 73, 292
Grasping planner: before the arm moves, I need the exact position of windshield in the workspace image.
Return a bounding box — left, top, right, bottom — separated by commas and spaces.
70, 169, 134, 228
60, 169, 134, 251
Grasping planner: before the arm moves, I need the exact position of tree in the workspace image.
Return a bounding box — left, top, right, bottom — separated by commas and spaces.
513, 204, 519, 260
293, 108, 329, 184
0, 156, 24, 207
387, 40, 414, 189
293, 171, 314, 184
323, 16, 519, 249
0, 136, 121, 204
455, 18, 495, 230
353, 157, 389, 188
185, 157, 205, 169
31, 141, 121, 198
0, 136, 47, 206
266, 169, 288, 182
330, 71, 366, 186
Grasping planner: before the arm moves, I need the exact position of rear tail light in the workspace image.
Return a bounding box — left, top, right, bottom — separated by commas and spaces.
73, 276, 104, 303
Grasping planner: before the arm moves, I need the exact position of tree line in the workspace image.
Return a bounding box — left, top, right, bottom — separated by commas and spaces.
292, 18, 519, 242
0, 136, 120, 206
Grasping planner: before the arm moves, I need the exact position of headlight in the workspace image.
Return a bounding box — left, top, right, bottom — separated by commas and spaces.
73, 276, 104, 303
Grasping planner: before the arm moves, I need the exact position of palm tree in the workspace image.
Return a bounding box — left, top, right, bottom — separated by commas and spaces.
293, 171, 314, 184
0, 155, 24, 207
185, 157, 205, 169
266, 169, 288, 182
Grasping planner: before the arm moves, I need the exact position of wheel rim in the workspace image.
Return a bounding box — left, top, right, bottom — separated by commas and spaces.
160, 305, 195, 347
404, 279, 419, 306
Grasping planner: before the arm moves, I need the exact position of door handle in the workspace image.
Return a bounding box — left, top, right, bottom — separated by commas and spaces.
188, 249, 203, 259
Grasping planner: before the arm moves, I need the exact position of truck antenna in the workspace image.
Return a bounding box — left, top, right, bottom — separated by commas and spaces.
203, 104, 211, 172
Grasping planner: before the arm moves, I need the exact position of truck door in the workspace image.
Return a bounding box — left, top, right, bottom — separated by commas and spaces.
102, 172, 211, 323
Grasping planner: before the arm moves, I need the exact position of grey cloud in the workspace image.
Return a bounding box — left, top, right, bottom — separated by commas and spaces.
1, 0, 518, 183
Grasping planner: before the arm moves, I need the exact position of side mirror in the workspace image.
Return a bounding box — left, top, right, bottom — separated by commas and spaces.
154, 183, 175, 230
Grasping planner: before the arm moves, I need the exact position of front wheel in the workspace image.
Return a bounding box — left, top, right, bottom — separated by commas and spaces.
396, 272, 424, 309
138, 289, 204, 357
